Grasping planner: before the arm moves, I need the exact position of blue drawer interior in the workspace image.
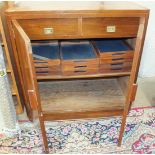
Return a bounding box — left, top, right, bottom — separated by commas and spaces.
32, 39, 132, 61
61, 42, 96, 60
32, 43, 59, 60
93, 39, 131, 53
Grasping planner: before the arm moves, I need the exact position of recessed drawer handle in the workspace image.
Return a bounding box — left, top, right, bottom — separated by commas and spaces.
43, 28, 54, 34
111, 68, 122, 70
74, 65, 87, 68
35, 66, 48, 69
34, 61, 48, 64
74, 70, 86, 73
112, 58, 124, 61
111, 63, 123, 66
36, 71, 48, 74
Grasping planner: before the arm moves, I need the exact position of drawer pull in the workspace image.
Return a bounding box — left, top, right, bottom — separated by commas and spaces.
36, 71, 48, 74
35, 66, 48, 69
43, 28, 54, 34
106, 26, 116, 33
112, 58, 124, 61
111, 68, 122, 70
111, 63, 123, 66
74, 65, 87, 68
74, 70, 86, 73
34, 61, 48, 64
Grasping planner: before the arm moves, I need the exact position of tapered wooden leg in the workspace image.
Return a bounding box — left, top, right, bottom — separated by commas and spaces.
118, 113, 127, 146
118, 102, 131, 146
39, 115, 49, 153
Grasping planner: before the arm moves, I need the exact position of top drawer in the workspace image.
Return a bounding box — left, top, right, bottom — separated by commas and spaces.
82, 17, 139, 38
18, 18, 79, 40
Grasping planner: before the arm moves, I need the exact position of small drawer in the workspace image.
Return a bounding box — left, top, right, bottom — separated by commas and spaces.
100, 57, 133, 64
100, 62, 132, 73
33, 60, 61, 76
82, 17, 139, 38
32, 41, 61, 76
60, 41, 99, 76
18, 18, 79, 40
99, 51, 134, 61
92, 39, 134, 65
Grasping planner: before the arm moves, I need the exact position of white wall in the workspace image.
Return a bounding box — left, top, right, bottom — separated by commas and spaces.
138, 2, 155, 77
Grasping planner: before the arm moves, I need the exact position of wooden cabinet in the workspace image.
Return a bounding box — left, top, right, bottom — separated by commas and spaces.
6, 2, 149, 153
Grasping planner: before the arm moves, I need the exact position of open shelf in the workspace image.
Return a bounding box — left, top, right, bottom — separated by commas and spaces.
38, 77, 129, 119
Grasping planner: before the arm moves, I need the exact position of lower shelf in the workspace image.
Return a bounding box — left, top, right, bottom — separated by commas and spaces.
39, 77, 128, 120
37, 72, 130, 80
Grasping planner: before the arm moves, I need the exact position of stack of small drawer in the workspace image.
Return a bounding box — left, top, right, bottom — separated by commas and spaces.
32, 41, 60, 76
60, 41, 99, 76
92, 39, 134, 73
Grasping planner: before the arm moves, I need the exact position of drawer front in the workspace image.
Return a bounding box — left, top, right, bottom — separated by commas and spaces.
100, 62, 132, 73
100, 51, 134, 61
100, 57, 133, 64
62, 59, 99, 76
82, 17, 139, 37
18, 18, 79, 39
33, 60, 60, 76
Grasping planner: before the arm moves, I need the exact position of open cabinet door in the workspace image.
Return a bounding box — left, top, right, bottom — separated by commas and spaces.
12, 20, 40, 117
12, 21, 49, 152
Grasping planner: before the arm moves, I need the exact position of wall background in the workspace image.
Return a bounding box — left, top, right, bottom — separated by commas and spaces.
137, 2, 155, 77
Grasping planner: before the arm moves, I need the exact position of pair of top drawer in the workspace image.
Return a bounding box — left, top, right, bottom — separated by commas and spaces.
18, 17, 139, 39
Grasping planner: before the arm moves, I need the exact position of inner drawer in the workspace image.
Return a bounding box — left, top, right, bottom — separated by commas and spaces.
32, 41, 60, 76
60, 40, 99, 76
92, 39, 134, 61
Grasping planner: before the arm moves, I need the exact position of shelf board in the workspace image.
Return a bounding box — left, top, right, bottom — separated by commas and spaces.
39, 78, 126, 120
37, 72, 131, 80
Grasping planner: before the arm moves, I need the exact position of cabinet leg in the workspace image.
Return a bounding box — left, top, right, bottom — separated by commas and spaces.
118, 113, 127, 146
39, 115, 49, 153
118, 101, 132, 146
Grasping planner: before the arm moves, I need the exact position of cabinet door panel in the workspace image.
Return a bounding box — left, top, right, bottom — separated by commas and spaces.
12, 20, 39, 110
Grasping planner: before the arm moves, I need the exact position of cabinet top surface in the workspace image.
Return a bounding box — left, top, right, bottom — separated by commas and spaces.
6, 1, 148, 13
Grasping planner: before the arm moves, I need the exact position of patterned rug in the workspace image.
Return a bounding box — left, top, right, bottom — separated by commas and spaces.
0, 107, 155, 154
